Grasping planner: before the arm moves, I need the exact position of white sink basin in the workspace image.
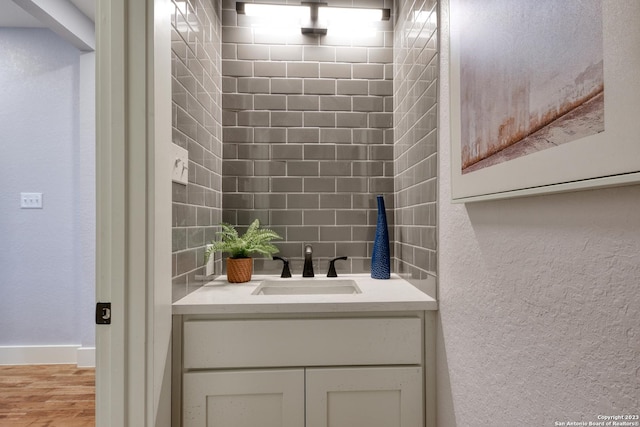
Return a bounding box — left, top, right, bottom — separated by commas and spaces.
252, 279, 362, 295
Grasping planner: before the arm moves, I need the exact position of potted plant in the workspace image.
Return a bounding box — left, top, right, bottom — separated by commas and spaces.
205, 219, 282, 283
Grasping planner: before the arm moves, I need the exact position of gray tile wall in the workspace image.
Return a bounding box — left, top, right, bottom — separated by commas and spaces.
171, 0, 224, 301
221, 0, 395, 276
393, 0, 438, 284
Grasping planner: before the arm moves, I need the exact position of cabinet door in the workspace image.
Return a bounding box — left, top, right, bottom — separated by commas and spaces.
306, 367, 423, 427
183, 369, 304, 427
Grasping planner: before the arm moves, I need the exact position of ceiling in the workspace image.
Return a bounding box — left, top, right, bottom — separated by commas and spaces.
0, 0, 95, 27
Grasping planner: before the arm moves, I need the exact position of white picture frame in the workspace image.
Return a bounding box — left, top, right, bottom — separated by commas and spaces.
450, 0, 640, 202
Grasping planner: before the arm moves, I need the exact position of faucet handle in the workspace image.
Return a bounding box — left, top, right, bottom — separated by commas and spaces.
273, 256, 291, 278
327, 256, 348, 277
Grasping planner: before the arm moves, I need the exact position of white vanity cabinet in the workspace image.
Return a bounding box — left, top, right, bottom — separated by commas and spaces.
174, 314, 429, 427
183, 367, 422, 427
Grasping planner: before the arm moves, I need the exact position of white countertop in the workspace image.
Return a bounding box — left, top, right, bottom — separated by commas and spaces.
172, 274, 438, 315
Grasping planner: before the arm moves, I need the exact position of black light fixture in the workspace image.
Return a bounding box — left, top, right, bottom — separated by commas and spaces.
301, 1, 328, 36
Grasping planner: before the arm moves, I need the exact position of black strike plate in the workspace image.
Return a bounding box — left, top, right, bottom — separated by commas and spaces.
96, 302, 111, 325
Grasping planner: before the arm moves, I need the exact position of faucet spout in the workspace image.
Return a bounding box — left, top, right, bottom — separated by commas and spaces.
303, 244, 314, 277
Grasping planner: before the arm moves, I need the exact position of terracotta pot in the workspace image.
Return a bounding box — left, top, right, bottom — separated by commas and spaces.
226, 257, 253, 283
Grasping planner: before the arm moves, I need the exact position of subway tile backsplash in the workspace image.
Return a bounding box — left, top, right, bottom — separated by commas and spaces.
220, 0, 395, 275
393, 0, 438, 288
171, 0, 224, 301
172, 0, 438, 300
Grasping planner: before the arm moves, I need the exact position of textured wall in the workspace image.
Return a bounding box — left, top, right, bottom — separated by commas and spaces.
393, 0, 438, 292
221, 0, 394, 275
171, 0, 224, 300
0, 29, 95, 347
438, 1, 640, 424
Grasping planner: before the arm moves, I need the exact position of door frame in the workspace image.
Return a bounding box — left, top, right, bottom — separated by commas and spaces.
95, 0, 172, 425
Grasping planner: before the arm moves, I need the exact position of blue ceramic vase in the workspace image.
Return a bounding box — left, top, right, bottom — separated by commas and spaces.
371, 195, 390, 279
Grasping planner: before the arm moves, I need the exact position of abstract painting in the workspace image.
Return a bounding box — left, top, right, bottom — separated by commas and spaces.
450, 0, 640, 202
459, 0, 604, 174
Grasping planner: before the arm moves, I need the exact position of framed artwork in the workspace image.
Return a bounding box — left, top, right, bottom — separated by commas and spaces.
450, 0, 640, 202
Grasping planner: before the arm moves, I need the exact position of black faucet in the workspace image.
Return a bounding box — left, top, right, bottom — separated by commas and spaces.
273, 256, 291, 278
302, 244, 314, 277
327, 256, 348, 277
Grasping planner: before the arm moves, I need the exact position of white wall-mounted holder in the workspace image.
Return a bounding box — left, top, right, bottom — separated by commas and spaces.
172, 143, 189, 185
205, 244, 214, 277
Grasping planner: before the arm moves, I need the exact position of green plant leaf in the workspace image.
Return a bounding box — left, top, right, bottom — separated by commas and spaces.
204, 219, 282, 261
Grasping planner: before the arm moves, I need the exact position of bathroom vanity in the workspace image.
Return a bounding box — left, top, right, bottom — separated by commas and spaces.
172, 274, 437, 427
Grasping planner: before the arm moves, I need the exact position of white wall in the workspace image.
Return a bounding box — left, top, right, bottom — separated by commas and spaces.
438, 1, 640, 424
0, 28, 95, 362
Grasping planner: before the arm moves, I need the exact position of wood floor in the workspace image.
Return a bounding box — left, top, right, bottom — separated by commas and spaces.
0, 364, 95, 426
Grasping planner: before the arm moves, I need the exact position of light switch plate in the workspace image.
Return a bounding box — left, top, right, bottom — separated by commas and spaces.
21, 192, 43, 209
172, 144, 189, 185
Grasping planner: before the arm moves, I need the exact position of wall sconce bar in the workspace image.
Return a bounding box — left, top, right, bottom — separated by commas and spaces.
236, 2, 390, 35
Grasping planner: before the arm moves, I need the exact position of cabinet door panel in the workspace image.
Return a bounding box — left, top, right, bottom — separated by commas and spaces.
183, 369, 304, 427
306, 367, 423, 427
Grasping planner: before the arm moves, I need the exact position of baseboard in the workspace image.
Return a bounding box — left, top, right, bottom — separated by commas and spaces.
76, 346, 96, 368
0, 345, 96, 367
